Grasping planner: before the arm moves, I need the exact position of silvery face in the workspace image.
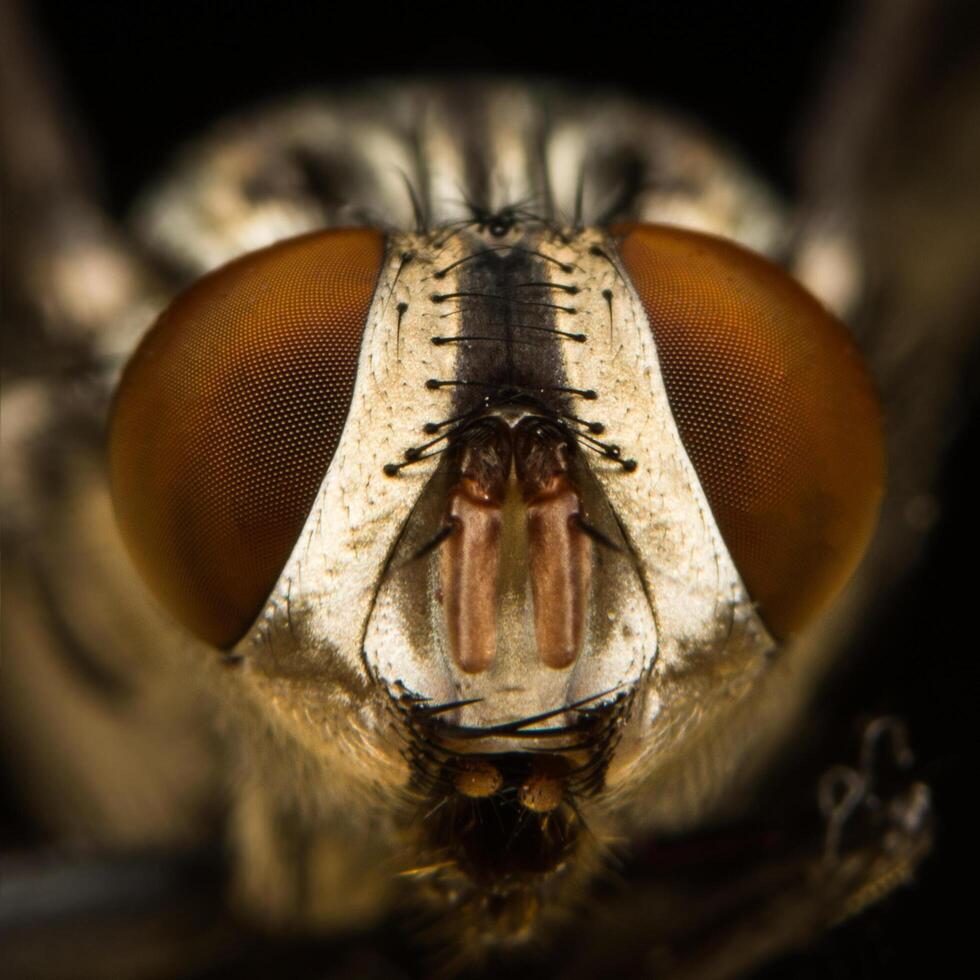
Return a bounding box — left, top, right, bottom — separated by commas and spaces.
246, 219, 771, 764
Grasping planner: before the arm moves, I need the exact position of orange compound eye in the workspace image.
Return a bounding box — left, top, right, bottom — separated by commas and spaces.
108, 228, 385, 648
614, 223, 884, 638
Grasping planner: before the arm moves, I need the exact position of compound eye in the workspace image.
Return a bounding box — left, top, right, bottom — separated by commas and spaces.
108, 228, 385, 647
614, 223, 884, 638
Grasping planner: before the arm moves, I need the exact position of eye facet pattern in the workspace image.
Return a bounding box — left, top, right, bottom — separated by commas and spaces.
108, 228, 385, 647
615, 223, 884, 637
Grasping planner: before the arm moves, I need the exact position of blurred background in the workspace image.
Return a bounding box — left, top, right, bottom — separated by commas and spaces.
3, 0, 978, 976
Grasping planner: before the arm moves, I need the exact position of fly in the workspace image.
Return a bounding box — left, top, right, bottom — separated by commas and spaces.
4, 4, 975, 975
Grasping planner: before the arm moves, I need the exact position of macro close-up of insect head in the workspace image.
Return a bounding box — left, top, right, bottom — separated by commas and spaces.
2, 1, 979, 977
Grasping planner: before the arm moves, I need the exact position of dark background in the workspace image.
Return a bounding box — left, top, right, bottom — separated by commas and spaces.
31, 1, 850, 208
6, 0, 978, 976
